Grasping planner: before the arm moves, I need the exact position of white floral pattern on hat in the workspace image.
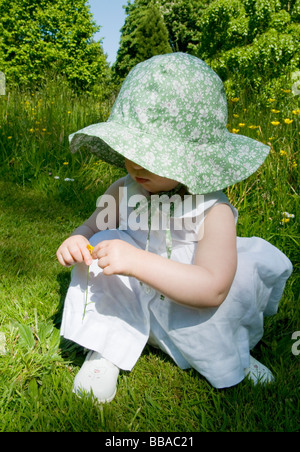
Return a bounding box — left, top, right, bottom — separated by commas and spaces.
70, 53, 270, 194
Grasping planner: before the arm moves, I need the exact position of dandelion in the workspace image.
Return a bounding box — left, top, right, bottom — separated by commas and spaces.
292, 160, 297, 169
284, 118, 293, 124
280, 150, 287, 156
63, 161, 69, 165
267, 98, 276, 102
281, 89, 291, 93
271, 121, 280, 126
231, 97, 239, 102
233, 114, 239, 118
7, 136, 12, 139
238, 123, 245, 127
29, 128, 34, 133
87, 244, 94, 255
271, 109, 280, 113
280, 211, 295, 225
67, 111, 71, 114
292, 109, 300, 115
232, 128, 239, 134
249, 125, 259, 129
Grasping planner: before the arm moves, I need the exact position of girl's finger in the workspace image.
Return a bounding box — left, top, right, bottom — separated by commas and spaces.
82, 245, 93, 265
97, 256, 109, 269
57, 248, 74, 267
92, 241, 109, 258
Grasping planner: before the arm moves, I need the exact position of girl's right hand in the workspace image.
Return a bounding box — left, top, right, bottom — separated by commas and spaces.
56, 235, 93, 267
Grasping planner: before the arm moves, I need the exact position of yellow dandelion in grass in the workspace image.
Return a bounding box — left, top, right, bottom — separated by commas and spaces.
238, 123, 245, 128
292, 160, 297, 169
284, 118, 293, 124
292, 109, 300, 115
249, 125, 259, 129
267, 98, 276, 102
280, 211, 295, 225
230, 97, 239, 103
281, 89, 291, 94
7, 136, 12, 139
67, 111, 71, 114
29, 128, 34, 133
233, 114, 239, 118
271, 109, 280, 114
271, 121, 280, 126
232, 128, 239, 134
63, 161, 69, 165
280, 150, 287, 156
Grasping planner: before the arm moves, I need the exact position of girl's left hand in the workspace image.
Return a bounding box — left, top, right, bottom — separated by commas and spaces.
91, 239, 140, 277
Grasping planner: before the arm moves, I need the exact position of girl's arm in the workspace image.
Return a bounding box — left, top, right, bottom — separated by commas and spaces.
56, 177, 125, 267
93, 203, 237, 308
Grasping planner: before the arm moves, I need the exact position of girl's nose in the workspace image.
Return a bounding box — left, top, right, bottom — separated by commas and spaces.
128, 159, 143, 170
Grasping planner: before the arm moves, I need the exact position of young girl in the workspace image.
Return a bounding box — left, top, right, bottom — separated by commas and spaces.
57, 53, 292, 403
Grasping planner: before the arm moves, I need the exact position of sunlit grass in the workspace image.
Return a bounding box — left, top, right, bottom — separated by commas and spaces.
0, 80, 299, 432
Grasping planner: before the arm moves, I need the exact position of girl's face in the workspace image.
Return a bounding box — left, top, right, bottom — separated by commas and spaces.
125, 159, 179, 194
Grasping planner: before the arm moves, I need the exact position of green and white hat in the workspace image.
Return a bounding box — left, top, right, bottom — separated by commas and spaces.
69, 52, 270, 194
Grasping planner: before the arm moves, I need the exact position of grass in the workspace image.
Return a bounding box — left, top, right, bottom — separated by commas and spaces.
0, 80, 299, 432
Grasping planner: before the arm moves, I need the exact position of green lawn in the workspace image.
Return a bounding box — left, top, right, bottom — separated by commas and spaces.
0, 179, 298, 432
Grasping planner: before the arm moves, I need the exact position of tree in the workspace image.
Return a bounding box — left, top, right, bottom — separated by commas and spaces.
114, 0, 171, 80
0, 0, 109, 91
189, 0, 300, 97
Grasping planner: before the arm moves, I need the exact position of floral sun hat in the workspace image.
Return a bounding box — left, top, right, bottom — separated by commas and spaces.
69, 52, 270, 194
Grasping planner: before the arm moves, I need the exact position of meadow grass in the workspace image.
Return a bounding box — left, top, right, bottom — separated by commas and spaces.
0, 81, 299, 432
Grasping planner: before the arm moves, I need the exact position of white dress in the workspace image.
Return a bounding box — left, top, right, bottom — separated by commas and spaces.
60, 175, 293, 388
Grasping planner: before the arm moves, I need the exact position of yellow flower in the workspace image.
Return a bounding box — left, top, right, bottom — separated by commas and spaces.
67, 111, 71, 114
281, 89, 291, 93
87, 244, 94, 256
42, 128, 46, 132
249, 125, 259, 129
7, 136, 12, 139
284, 118, 293, 124
29, 128, 34, 133
280, 150, 287, 156
292, 160, 297, 169
233, 114, 239, 118
238, 123, 245, 127
281, 217, 290, 224
63, 161, 69, 165
232, 128, 239, 134
292, 109, 300, 115
231, 97, 239, 102
267, 98, 276, 102
271, 109, 280, 113
271, 121, 280, 126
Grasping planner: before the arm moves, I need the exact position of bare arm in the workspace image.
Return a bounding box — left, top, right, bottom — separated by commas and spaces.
56, 177, 125, 267
92, 203, 237, 308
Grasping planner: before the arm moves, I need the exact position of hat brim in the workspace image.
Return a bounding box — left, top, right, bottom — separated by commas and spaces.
70, 120, 269, 195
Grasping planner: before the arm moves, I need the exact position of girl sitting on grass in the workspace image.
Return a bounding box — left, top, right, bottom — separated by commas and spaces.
57, 53, 292, 403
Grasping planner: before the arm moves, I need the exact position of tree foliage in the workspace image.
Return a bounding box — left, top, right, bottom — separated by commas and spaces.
114, 0, 172, 80
190, 0, 300, 97
0, 0, 109, 91
114, 0, 300, 98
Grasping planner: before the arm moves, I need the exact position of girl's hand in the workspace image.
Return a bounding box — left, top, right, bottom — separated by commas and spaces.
92, 240, 140, 276
56, 235, 93, 267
